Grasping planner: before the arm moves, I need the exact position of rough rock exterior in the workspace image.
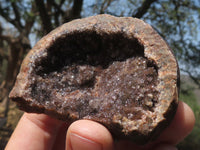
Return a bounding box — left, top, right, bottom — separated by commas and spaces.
9, 14, 179, 144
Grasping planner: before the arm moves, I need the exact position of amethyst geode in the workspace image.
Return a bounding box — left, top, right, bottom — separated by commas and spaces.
9, 14, 179, 144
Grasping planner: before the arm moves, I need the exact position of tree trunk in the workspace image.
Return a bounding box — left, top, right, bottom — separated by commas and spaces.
0, 38, 28, 105
5, 41, 24, 90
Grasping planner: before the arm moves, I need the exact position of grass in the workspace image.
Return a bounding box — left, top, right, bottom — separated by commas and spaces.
177, 90, 200, 149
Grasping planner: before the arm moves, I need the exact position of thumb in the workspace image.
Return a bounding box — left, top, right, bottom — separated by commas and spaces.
66, 120, 114, 150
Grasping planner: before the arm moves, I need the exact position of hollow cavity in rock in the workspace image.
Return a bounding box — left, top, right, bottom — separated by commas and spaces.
29, 31, 158, 121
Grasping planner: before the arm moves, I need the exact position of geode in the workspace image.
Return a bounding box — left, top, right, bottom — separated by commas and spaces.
9, 14, 179, 144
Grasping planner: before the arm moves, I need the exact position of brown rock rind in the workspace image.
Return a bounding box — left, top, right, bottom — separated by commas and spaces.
9, 14, 179, 144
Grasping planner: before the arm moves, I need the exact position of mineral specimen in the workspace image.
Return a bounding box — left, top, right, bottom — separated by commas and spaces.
9, 14, 179, 144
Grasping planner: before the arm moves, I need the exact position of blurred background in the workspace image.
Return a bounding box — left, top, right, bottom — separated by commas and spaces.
0, 0, 200, 149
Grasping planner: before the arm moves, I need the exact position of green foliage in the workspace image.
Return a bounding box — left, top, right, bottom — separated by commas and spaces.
177, 90, 200, 149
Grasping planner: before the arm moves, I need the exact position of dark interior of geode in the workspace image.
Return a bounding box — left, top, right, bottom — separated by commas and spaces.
29, 31, 159, 122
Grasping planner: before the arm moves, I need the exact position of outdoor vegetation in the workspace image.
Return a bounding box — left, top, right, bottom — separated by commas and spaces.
0, 0, 200, 149
178, 78, 200, 149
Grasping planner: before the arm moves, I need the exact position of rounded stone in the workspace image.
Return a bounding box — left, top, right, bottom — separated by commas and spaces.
9, 14, 179, 144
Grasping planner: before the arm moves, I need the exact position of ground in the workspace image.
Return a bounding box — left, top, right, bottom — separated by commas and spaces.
0, 100, 23, 149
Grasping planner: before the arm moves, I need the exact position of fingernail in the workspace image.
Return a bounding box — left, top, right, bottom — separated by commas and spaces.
155, 144, 178, 150
69, 133, 102, 150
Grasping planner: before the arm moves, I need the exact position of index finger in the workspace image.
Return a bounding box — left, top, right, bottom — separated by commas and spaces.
156, 101, 195, 145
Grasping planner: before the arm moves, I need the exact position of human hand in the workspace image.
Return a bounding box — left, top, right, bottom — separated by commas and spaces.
5, 101, 195, 150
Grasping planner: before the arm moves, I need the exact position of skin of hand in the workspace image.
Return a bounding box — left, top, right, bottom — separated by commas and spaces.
5, 101, 195, 150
